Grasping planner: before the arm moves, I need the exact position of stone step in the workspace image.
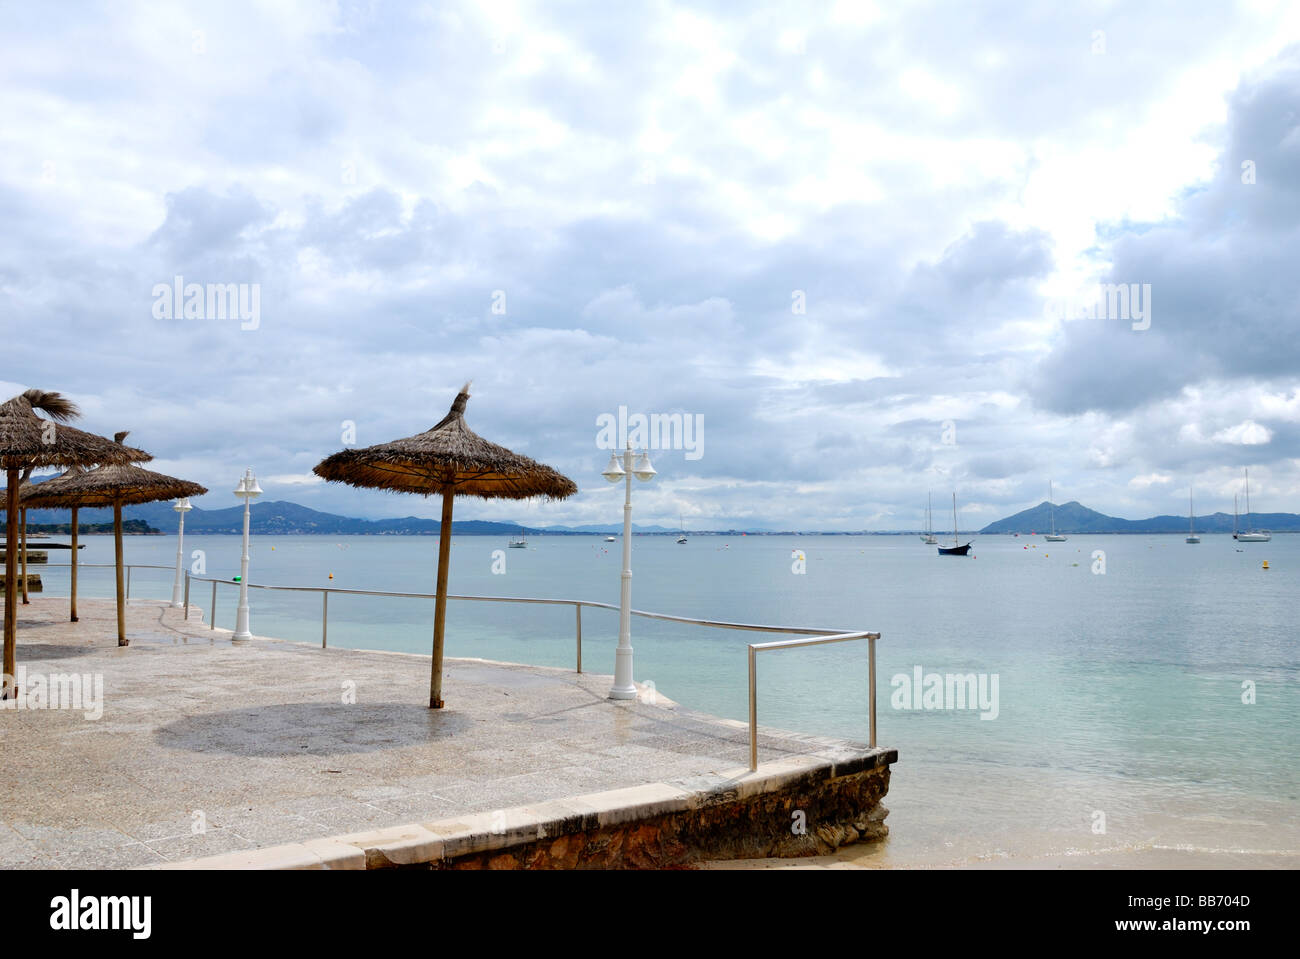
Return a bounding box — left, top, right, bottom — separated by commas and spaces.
0, 550, 48, 563
0, 573, 42, 590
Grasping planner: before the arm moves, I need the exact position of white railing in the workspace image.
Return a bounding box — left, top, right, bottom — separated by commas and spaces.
36, 563, 883, 769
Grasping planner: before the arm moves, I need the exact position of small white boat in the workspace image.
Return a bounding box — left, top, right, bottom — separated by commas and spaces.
920, 493, 938, 544
676, 515, 688, 544
1044, 481, 1067, 542
508, 529, 527, 548
604, 535, 617, 542
1234, 469, 1271, 542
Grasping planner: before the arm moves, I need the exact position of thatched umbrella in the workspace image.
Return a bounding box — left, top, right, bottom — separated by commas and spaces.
23, 433, 207, 646
1, 391, 148, 694
1, 466, 88, 621
313, 383, 577, 708
3, 478, 45, 609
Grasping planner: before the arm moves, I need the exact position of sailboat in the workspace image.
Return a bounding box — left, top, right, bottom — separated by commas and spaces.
1044, 481, 1067, 542
937, 493, 973, 556
1185, 488, 1200, 544
920, 493, 938, 544
677, 515, 688, 544
508, 528, 528, 548
1235, 469, 1271, 542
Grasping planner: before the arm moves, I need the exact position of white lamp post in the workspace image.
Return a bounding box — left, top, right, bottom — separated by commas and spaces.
601, 444, 655, 699
170, 497, 192, 607
232, 468, 261, 642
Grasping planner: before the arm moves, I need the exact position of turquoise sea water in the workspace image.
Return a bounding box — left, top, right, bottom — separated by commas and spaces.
36, 531, 1300, 866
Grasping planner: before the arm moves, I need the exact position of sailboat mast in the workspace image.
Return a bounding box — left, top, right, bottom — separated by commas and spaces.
952, 492, 959, 547
1244, 469, 1252, 529
1189, 488, 1194, 535
1049, 480, 1055, 536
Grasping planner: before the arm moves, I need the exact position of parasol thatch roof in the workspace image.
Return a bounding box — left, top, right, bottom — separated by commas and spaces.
21, 432, 207, 508
313, 383, 578, 500
0, 465, 83, 512
0, 390, 151, 470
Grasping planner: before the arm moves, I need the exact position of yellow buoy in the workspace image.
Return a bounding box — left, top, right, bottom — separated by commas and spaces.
328, 573, 334, 579
1262, 561, 1269, 570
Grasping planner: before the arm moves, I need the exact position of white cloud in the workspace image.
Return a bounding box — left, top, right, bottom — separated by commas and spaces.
1212, 420, 1273, 445
265, 474, 325, 487
1129, 472, 1173, 489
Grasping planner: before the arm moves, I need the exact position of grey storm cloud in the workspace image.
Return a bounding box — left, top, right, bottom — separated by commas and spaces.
3, 4, 1300, 528
1031, 47, 1300, 418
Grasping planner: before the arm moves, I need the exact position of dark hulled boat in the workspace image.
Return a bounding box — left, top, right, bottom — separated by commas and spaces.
938, 492, 973, 556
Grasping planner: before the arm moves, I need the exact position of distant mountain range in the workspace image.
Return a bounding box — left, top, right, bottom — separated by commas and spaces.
18, 496, 1298, 536
17, 499, 686, 535
978, 500, 1300, 534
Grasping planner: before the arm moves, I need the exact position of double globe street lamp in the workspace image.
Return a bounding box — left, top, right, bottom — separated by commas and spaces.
232, 468, 261, 643
169, 497, 192, 608
601, 444, 655, 700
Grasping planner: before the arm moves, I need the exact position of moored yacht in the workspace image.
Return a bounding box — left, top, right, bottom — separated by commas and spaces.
1185, 488, 1200, 544
1044, 481, 1067, 542
937, 492, 973, 556
1234, 469, 1271, 542
920, 493, 938, 544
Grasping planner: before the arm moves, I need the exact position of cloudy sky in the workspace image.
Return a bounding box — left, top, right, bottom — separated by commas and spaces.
3, 1, 1299, 529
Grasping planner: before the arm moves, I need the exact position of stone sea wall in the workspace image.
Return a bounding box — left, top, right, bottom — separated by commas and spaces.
375, 751, 897, 870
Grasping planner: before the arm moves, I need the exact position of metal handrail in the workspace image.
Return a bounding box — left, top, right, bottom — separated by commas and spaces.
181, 575, 858, 633
180, 573, 875, 647
181, 572, 882, 767
43, 563, 884, 767
748, 632, 879, 770
181, 577, 610, 661
38, 563, 176, 601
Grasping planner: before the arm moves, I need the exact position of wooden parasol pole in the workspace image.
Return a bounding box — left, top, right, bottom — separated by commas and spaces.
429, 485, 454, 708
113, 499, 127, 645
70, 505, 79, 622
20, 507, 29, 604
3, 468, 18, 698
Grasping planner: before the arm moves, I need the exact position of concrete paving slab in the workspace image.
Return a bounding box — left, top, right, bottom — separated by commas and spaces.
1, 596, 887, 869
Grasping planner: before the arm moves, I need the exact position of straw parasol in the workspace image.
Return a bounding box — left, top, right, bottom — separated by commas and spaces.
1, 390, 149, 695
2, 476, 49, 609
313, 383, 577, 708
1, 466, 88, 621
23, 432, 207, 646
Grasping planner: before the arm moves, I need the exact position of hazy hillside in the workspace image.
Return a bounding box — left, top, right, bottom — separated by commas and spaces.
979, 501, 1300, 534
18, 499, 680, 535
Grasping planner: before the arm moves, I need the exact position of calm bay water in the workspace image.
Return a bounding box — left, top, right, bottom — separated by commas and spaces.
39, 531, 1300, 866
